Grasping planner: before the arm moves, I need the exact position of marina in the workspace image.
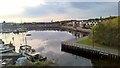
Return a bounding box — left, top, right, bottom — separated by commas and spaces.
0, 32, 51, 66
0, 1, 119, 67
0, 30, 92, 66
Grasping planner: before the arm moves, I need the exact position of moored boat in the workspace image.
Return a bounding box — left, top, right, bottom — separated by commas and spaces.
0, 39, 21, 66
26, 34, 31, 36
19, 45, 47, 62
0, 39, 15, 53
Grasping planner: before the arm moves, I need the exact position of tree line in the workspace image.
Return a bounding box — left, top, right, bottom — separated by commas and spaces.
89, 16, 120, 48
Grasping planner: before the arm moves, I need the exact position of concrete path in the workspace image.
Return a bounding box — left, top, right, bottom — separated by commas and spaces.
62, 36, 119, 56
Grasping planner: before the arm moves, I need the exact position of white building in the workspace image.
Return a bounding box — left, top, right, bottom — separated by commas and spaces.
85, 21, 98, 26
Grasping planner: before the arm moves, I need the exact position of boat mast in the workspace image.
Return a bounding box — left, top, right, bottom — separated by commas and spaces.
20, 18, 25, 45
25, 36, 27, 45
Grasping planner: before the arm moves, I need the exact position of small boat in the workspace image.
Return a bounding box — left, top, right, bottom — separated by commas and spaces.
0, 39, 15, 53
19, 45, 32, 54
26, 34, 31, 36
19, 45, 47, 62
25, 52, 47, 62
13, 30, 19, 34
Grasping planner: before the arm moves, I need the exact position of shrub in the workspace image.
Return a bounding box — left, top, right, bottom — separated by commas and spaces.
89, 16, 120, 47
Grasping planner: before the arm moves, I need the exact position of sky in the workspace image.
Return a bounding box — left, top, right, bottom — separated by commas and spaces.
0, 0, 119, 23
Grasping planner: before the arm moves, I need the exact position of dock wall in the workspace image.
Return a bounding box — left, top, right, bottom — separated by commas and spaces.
61, 42, 120, 61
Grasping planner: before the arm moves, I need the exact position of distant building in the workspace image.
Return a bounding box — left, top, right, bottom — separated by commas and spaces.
79, 21, 86, 28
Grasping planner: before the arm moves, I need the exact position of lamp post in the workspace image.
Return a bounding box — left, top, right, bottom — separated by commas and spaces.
92, 28, 94, 47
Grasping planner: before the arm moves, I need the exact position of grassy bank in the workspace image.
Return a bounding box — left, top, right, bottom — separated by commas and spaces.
77, 38, 118, 50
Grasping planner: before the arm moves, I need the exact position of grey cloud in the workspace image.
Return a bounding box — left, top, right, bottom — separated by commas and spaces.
22, 2, 67, 17
22, 2, 118, 19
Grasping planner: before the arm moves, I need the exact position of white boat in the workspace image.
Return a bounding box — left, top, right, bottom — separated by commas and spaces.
19, 45, 47, 62
19, 45, 32, 54
0, 39, 15, 53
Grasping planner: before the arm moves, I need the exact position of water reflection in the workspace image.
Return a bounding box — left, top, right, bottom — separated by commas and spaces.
0, 31, 92, 66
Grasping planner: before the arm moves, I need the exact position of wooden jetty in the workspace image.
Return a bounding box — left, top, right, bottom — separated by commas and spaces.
1, 53, 21, 59
61, 38, 120, 61
0, 47, 15, 53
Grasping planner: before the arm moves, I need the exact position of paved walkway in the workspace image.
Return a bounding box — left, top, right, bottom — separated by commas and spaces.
62, 36, 119, 56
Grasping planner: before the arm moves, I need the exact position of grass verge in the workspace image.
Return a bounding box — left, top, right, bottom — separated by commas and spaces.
77, 38, 118, 50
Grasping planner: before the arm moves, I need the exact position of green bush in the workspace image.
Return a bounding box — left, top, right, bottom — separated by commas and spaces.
89, 16, 120, 48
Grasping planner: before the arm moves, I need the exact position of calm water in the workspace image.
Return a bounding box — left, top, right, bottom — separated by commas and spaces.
0, 30, 92, 66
